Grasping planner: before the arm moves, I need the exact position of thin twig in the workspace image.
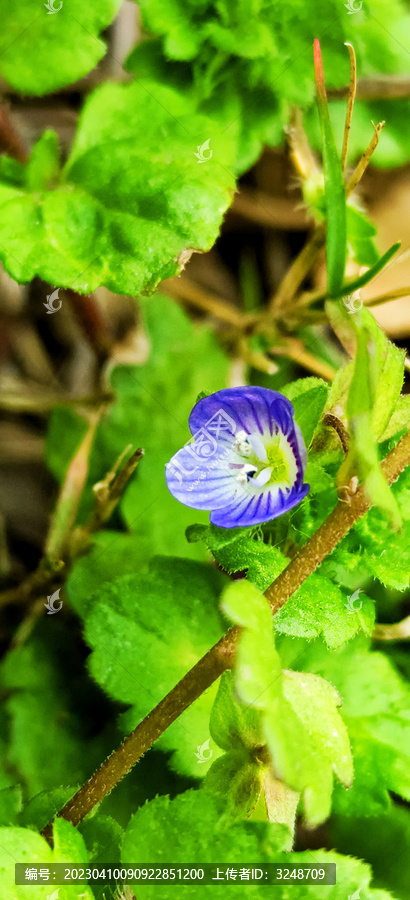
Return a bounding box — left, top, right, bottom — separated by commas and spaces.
237, 337, 278, 376
269, 223, 327, 312
270, 340, 336, 381
341, 44, 357, 171
161, 276, 248, 329
322, 413, 349, 454
373, 615, 410, 641
41, 428, 410, 842
345, 121, 385, 196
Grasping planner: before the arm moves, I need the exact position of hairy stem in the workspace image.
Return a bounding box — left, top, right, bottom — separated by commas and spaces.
41, 428, 410, 842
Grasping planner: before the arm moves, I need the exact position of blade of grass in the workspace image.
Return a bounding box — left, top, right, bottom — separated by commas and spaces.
313, 38, 347, 297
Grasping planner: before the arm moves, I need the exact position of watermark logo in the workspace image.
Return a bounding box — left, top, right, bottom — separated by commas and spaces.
47, 891, 60, 900
343, 290, 362, 314
194, 738, 213, 764
44, 0, 63, 13
194, 139, 212, 163
345, 589, 363, 614
167, 408, 236, 484
44, 288, 62, 314
44, 588, 63, 615
344, 0, 363, 13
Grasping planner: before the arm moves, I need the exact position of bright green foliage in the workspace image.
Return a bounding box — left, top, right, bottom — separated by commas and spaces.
121, 789, 392, 899
345, 206, 379, 268
0, 817, 94, 899
128, 0, 410, 172
83, 558, 227, 776
326, 303, 405, 525
281, 637, 410, 816
0, 87, 235, 294
0, 0, 121, 95
283, 378, 329, 447
221, 580, 353, 826
189, 525, 374, 647
205, 672, 264, 822
47, 295, 229, 566
335, 465, 410, 590
331, 804, 410, 900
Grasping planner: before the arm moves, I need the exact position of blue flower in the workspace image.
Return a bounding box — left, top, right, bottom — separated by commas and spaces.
165, 386, 309, 528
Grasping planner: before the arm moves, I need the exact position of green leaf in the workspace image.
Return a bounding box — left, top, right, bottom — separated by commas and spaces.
121, 788, 392, 899
130, 0, 410, 175
283, 637, 410, 816
204, 751, 263, 823
0, 622, 114, 800
26, 131, 60, 192
331, 464, 410, 591
190, 526, 374, 647
0, 818, 94, 899
346, 205, 379, 268
0, 787, 22, 826
19, 788, 78, 832
0, 86, 235, 294
327, 304, 404, 527
274, 574, 375, 649
209, 671, 262, 753
83, 557, 227, 777
221, 580, 353, 826
282, 378, 329, 447
331, 804, 410, 900
313, 39, 346, 296
0, 0, 121, 96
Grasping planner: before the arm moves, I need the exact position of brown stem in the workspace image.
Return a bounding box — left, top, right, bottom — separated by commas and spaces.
0, 104, 28, 163
341, 44, 357, 171
269, 223, 327, 313
345, 121, 385, 196
41, 627, 239, 841
41, 428, 410, 842
322, 413, 349, 454
161, 276, 248, 329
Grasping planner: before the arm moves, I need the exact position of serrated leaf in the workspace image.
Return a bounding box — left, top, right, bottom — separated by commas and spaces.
0, 85, 235, 294
221, 580, 353, 826
83, 557, 227, 777
331, 804, 410, 900
121, 788, 392, 900
286, 637, 410, 816
0, 0, 121, 96
0, 818, 94, 899
191, 525, 373, 647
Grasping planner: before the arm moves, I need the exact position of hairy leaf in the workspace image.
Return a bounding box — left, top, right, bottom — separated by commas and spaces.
83, 557, 227, 777
0, 0, 121, 95
122, 789, 392, 899
0, 87, 235, 294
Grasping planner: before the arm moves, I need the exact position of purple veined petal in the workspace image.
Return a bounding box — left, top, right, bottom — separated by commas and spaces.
210, 481, 310, 528
166, 443, 248, 511
188, 387, 295, 440
294, 422, 308, 471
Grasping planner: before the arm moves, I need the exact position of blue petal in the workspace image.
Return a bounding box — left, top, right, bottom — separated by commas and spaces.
210, 482, 310, 528
188, 387, 295, 440
166, 443, 246, 511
